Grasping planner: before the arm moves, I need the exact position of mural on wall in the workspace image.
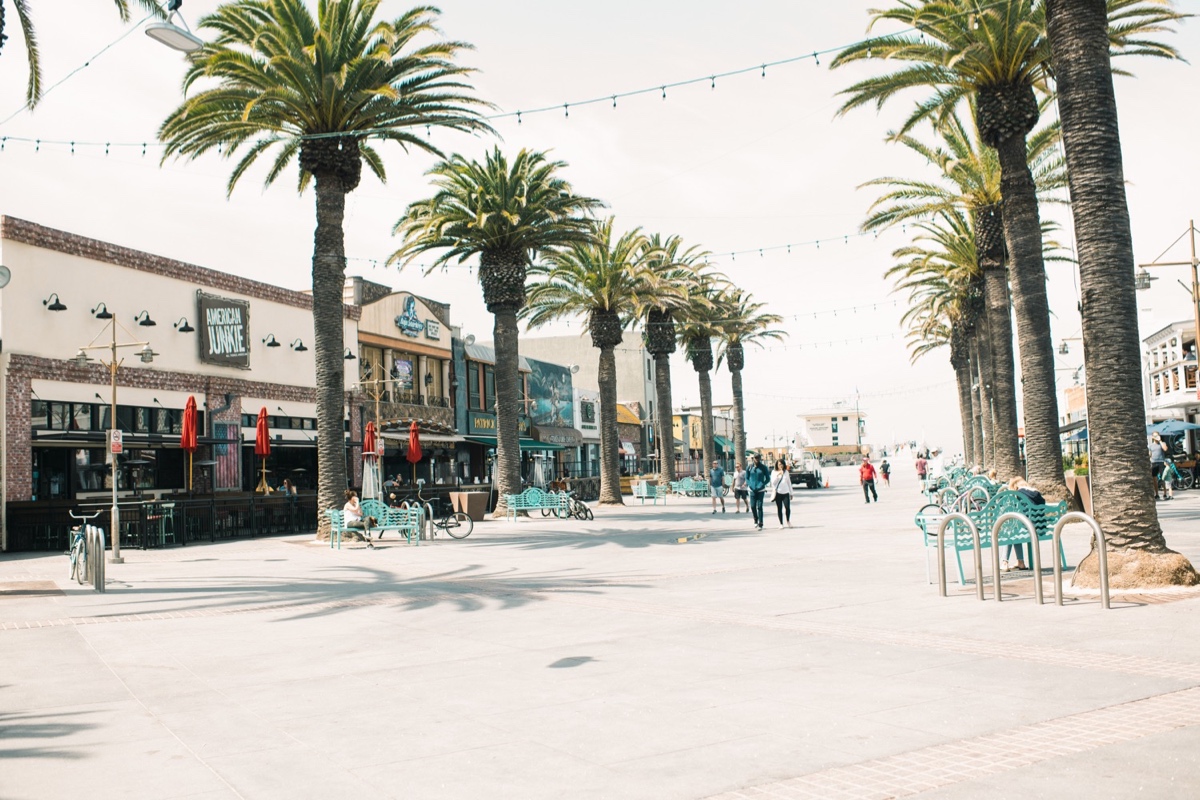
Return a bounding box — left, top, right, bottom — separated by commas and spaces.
394, 296, 424, 338
197, 291, 251, 369
526, 358, 574, 428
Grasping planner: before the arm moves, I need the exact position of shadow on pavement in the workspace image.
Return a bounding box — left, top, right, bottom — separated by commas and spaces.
0, 709, 96, 761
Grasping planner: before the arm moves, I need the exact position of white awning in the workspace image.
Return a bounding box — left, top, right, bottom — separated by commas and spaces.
380, 431, 465, 444
620, 440, 637, 456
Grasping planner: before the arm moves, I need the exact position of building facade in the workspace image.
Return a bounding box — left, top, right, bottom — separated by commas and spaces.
800, 405, 869, 456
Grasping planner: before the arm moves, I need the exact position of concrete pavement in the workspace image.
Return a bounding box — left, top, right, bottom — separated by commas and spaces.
3, 459, 1200, 799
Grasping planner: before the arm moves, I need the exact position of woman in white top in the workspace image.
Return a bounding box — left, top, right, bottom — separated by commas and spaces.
343, 489, 378, 537
770, 459, 792, 528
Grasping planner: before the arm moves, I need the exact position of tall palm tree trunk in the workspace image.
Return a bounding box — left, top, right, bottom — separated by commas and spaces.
981, 263, 1022, 480
597, 344, 624, 504
697, 369, 716, 472
991, 132, 1068, 500
491, 307, 523, 517
312, 175, 349, 533
975, 327, 996, 470
1045, 0, 1198, 587
951, 337, 974, 466
653, 355, 676, 483
968, 342, 985, 469
731, 368, 747, 468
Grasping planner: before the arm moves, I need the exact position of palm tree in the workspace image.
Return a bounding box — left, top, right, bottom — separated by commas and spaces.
677, 278, 731, 475
886, 211, 983, 464
861, 106, 1066, 480
639, 234, 708, 485
525, 219, 666, 504
715, 291, 785, 469
833, 0, 1186, 500
160, 0, 491, 530
1, 0, 162, 107
392, 148, 602, 517
1044, 0, 1198, 587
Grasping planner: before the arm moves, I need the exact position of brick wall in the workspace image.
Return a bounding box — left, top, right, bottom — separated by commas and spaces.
0, 216, 361, 321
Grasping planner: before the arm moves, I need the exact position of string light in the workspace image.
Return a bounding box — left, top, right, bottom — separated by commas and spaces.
0, 0, 1007, 153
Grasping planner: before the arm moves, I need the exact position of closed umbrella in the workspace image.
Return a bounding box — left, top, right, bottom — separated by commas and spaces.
406, 420, 422, 486
181, 395, 198, 493
362, 422, 380, 500
255, 407, 272, 493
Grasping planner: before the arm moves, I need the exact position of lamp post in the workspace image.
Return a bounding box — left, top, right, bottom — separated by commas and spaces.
73, 313, 157, 563
1137, 220, 1200, 368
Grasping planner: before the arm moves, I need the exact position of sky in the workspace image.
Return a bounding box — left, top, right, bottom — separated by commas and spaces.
1, 1, 1197, 453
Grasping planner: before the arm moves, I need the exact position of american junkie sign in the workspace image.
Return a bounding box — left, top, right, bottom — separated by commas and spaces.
197, 291, 251, 368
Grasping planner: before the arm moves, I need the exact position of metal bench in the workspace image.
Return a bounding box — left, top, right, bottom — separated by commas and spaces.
668, 477, 710, 497
362, 499, 423, 545
632, 480, 667, 505
503, 487, 569, 521
916, 489, 1068, 584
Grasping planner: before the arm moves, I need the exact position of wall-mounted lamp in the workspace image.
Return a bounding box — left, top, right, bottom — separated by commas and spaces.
91, 302, 112, 320
94, 393, 104, 402
464, 334, 476, 346
344, 349, 357, 360
174, 317, 195, 333
568, 364, 580, 375
263, 334, 281, 348
1059, 342, 1070, 355
134, 310, 157, 327
424, 372, 434, 387
43, 293, 67, 311
139, 344, 158, 364
290, 339, 308, 352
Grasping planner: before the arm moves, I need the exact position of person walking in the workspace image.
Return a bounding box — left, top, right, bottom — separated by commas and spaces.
915, 454, 928, 493
860, 456, 879, 504
770, 459, 792, 528
709, 460, 726, 514
879, 458, 891, 487
732, 462, 748, 513
1150, 432, 1170, 501
745, 454, 771, 531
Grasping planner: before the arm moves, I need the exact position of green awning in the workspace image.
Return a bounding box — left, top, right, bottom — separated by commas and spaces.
714, 436, 734, 452
465, 436, 564, 452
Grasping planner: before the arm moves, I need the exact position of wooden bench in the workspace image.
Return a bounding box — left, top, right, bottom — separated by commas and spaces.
632, 480, 667, 505
362, 499, 423, 545
915, 490, 1068, 584
503, 487, 569, 521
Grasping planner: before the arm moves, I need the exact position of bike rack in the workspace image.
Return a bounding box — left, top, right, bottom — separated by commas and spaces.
990, 513, 1041, 605
1051, 512, 1109, 609
936, 512, 987, 601
87, 525, 106, 593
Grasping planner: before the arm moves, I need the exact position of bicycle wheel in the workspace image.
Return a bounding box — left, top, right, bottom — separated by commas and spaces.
1182, 472, 1195, 491
443, 512, 473, 539
583, 506, 594, 521
71, 538, 88, 585
541, 507, 552, 517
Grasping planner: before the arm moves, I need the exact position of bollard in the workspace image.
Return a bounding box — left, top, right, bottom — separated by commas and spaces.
936, 513, 985, 600
1052, 512, 1109, 609
88, 525, 107, 593
991, 513, 1041, 605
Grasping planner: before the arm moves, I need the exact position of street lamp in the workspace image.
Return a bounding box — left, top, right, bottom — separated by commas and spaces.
74, 313, 156, 564
1138, 220, 1200, 362
144, 0, 204, 53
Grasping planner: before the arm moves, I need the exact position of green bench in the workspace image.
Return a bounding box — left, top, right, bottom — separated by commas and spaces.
503, 487, 569, 521
632, 480, 667, 505
362, 499, 424, 545
915, 489, 1068, 584
668, 477, 711, 497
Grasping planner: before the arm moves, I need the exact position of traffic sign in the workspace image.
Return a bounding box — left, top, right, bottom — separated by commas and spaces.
109, 429, 123, 454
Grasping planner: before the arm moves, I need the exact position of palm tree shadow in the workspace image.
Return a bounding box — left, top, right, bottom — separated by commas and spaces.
0, 709, 98, 761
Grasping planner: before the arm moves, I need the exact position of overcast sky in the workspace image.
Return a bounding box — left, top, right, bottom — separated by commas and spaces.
1, 1, 1196, 452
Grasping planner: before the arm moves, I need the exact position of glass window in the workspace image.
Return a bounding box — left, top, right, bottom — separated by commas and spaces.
72, 403, 92, 432
116, 406, 134, 431
303, 418, 315, 430
831, 423, 839, 434
831, 417, 837, 422
31, 400, 49, 430
484, 366, 496, 412
468, 363, 481, 411
154, 408, 179, 434
1154, 376, 1161, 396
133, 408, 151, 432
49, 402, 71, 430
241, 414, 255, 428
843, 416, 849, 421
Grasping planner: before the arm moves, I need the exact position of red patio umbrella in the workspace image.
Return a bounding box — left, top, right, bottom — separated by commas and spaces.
363, 421, 377, 459
406, 420, 422, 485
255, 407, 271, 493
181, 395, 198, 493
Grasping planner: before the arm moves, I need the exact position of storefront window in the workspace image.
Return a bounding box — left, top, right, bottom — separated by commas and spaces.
73, 404, 93, 432
484, 367, 496, 412
49, 402, 71, 430
468, 363, 481, 410
31, 400, 49, 430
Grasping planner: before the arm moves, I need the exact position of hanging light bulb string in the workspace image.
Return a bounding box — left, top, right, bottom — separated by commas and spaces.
0, 0, 1005, 151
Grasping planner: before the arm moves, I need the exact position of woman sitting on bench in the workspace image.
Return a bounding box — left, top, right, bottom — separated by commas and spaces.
343, 490, 378, 538
1001, 477, 1045, 571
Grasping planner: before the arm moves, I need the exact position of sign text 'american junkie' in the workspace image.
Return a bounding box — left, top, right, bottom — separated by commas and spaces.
197, 291, 252, 368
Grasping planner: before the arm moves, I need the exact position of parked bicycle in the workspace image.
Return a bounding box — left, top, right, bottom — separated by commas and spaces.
67, 509, 103, 585
1164, 458, 1194, 491
395, 482, 473, 539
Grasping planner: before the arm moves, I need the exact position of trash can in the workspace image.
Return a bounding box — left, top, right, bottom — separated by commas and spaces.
451, 490, 489, 522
